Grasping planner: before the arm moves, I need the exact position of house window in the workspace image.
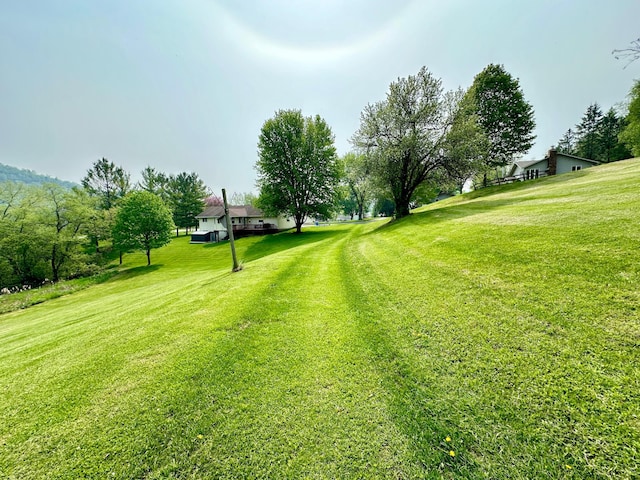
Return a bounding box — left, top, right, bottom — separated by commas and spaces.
572, 165, 582, 171
258, 219, 263, 223
202, 218, 207, 223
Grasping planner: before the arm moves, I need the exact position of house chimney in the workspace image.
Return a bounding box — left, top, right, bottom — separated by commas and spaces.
548, 149, 558, 175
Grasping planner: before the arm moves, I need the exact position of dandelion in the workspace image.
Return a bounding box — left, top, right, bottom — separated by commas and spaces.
197, 434, 204, 439
565, 465, 572, 469
446, 436, 451, 442
449, 450, 455, 457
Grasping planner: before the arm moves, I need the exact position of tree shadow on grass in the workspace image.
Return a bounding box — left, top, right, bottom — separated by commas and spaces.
107, 264, 163, 283
241, 228, 347, 263
366, 173, 590, 236
365, 201, 513, 236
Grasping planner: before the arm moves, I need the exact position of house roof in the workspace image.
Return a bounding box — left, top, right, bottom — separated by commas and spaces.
196, 204, 265, 219
513, 159, 546, 169
556, 152, 600, 165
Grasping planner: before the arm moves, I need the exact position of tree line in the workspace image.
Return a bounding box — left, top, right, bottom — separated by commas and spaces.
0, 160, 211, 288
255, 66, 640, 226
255, 64, 536, 225
3, 66, 638, 286
0, 162, 77, 189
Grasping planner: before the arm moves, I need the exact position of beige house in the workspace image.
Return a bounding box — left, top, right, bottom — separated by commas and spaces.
191, 205, 295, 243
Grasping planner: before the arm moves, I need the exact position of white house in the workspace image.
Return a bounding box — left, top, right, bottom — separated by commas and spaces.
191, 205, 295, 243
508, 149, 600, 179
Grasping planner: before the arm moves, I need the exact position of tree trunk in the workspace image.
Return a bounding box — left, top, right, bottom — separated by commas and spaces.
395, 189, 411, 218
395, 202, 410, 218
119, 251, 123, 265
146, 249, 151, 266
51, 244, 59, 282
295, 222, 302, 234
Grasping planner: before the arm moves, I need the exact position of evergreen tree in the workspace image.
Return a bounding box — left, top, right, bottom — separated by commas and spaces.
598, 108, 631, 162
138, 166, 169, 201
575, 103, 604, 160
166, 172, 209, 235
557, 129, 577, 155
81, 158, 131, 210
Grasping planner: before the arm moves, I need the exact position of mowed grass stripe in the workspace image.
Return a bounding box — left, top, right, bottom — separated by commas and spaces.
165, 224, 415, 478
1, 159, 639, 478
338, 165, 639, 478
1, 234, 343, 478
1, 226, 417, 478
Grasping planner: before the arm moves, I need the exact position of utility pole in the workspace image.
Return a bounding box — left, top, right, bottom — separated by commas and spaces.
222, 188, 240, 271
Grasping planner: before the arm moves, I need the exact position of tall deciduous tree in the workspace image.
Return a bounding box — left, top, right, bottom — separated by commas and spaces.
620, 80, 640, 157
82, 158, 131, 210
468, 64, 536, 176
352, 67, 477, 218
256, 109, 340, 233
0, 183, 97, 287
112, 191, 174, 266
229, 191, 258, 206
0, 183, 48, 286
341, 153, 371, 220
613, 37, 640, 67
40, 184, 93, 282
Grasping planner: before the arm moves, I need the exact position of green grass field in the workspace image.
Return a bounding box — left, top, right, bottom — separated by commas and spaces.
1, 159, 639, 479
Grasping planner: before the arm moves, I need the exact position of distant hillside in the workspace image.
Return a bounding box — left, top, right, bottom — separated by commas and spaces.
0, 162, 78, 188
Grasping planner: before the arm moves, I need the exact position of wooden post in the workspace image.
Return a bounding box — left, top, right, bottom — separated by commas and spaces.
222, 189, 240, 272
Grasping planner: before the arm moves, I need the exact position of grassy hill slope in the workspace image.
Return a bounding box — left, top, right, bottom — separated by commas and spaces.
1, 159, 639, 478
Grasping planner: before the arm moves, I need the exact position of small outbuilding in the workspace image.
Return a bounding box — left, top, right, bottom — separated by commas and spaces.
190, 231, 214, 243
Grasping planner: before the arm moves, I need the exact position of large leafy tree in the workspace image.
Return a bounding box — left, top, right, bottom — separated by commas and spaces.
620, 80, 640, 157
82, 158, 131, 210
112, 191, 174, 266
467, 64, 536, 177
341, 152, 372, 220
352, 67, 480, 218
256, 109, 341, 233
229, 191, 258, 206
40, 184, 94, 282
0, 183, 48, 287
0, 183, 97, 287
166, 172, 209, 236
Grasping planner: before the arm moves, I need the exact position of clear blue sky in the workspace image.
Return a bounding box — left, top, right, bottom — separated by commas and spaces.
1, 0, 639, 194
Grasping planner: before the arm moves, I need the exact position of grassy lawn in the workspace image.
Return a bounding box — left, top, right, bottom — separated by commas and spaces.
1, 159, 639, 478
